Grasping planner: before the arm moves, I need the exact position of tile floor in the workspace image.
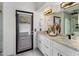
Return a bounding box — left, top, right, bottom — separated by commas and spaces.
17, 48, 44, 56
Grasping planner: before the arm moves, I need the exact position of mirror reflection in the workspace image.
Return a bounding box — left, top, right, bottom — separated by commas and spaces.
45, 3, 79, 37
61, 4, 79, 36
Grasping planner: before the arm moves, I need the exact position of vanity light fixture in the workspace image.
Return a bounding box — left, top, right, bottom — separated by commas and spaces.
60, 2, 78, 9
43, 7, 54, 16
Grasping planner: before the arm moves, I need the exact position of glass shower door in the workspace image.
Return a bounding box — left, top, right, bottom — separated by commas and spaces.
16, 10, 33, 54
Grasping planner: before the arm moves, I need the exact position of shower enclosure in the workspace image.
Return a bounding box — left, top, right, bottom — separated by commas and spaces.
16, 10, 33, 54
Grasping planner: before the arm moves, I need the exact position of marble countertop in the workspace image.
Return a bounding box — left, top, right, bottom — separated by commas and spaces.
38, 31, 79, 52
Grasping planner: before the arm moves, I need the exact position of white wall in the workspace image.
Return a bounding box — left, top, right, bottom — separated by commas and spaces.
16, 2, 35, 12
0, 11, 2, 51
37, 2, 61, 13
35, 2, 61, 31
3, 2, 17, 56
3, 2, 35, 56
34, 11, 41, 31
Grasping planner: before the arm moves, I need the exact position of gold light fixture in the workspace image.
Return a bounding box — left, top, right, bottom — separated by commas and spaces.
43, 7, 54, 16
60, 2, 78, 9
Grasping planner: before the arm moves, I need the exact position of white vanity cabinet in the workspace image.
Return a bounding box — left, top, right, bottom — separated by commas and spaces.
38, 34, 52, 56
51, 41, 67, 56
52, 47, 66, 56
52, 47, 60, 56
51, 40, 79, 56
38, 33, 79, 56
59, 44, 79, 56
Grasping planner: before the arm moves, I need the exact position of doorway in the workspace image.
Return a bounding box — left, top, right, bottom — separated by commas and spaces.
16, 10, 33, 54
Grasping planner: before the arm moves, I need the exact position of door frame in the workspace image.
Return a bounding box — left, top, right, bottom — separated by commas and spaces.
16, 10, 33, 54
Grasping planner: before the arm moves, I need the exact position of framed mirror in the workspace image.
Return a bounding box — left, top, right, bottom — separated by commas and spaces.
54, 16, 61, 24
53, 16, 61, 33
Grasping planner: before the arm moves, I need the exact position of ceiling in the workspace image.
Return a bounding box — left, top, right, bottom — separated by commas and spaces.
0, 2, 46, 11
34, 2, 46, 10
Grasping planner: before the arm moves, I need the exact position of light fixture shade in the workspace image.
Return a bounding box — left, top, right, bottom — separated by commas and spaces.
60, 2, 78, 9
43, 8, 54, 16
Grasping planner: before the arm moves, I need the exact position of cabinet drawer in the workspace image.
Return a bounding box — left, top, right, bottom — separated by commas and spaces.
38, 40, 45, 55
38, 39, 50, 51
52, 47, 59, 56
38, 39, 51, 56
39, 44, 51, 56
43, 43, 51, 56
52, 46, 67, 56
51, 41, 62, 50
38, 35, 51, 47
52, 41, 79, 56
61, 45, 79, 56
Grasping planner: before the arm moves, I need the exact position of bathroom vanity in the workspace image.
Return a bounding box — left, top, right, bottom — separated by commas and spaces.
37, 32, 79, 56
37, 3, 79, 56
